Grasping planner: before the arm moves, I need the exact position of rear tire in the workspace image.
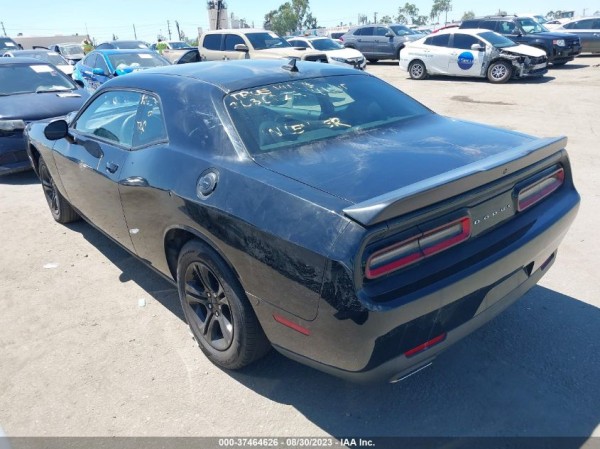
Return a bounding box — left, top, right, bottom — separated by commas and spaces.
487, 60, 512, 83
408, 60, 427, 80
177, 240, 270, 370
38, 158, 80, 224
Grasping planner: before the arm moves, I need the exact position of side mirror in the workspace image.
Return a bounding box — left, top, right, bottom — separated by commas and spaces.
234, 43, 249, 52
471, 43, 485, 51
92, 67, 106, 76
385, 31, 395, 38
73, 79, 84, 88
44, 119, 69, 141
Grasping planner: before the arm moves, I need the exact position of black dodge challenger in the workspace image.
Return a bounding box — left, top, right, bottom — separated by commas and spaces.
25, 59, 579, 383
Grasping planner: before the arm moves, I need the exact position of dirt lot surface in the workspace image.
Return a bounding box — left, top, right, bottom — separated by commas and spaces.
1, 56, 599, 441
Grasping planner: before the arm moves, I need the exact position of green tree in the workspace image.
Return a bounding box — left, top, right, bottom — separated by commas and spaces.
380, 15, 393, 24
264, 0, 318, 35
396, 13, 408, 24
398, 3, 424, 24
461, 10, 475, 20
430, 0, 452, 24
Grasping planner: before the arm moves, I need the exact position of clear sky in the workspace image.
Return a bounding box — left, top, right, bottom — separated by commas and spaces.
1, 0, 596, 43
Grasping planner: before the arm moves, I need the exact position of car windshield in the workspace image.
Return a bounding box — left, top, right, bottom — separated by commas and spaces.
226, 74, 430, 155
246, 32, 291, 50
391, 25, 416, 36
478, 31, 516, 48
0, 38, 19, 50
108, 52, 170, 70
310, 38, 344, 51
59, 44, 84, 56
517, 18, 549, 33
0, 64, 75, 95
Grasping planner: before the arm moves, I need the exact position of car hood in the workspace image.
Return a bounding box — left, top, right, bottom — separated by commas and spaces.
533, 31, 579, 39
252, 114, 536, 204
501, 44, 547, 58
0, 90, 88, 121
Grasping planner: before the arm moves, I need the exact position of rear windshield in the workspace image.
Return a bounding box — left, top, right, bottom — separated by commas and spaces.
225, 74, 430, 154
0, 64, 76, 95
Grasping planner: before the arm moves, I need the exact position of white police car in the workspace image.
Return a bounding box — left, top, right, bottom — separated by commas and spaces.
399, 28, 548, 83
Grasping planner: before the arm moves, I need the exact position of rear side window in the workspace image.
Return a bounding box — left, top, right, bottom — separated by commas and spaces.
564, 19, 596, 29
203, 34, 221, 50
355, 27, 374, 36
424, 34, 450, 47
224, 34, 244, 51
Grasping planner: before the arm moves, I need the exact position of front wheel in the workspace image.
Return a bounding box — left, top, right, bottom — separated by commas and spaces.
487, 60, 512, 83
38, 158, 80, 224
408, 60, 427, 80
177, 240, 270, 370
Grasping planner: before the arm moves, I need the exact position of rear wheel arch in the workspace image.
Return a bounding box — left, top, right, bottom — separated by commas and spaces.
164, 226, 239, 285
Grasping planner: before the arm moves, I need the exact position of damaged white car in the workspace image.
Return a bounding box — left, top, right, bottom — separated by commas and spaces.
399, 28, 548, 83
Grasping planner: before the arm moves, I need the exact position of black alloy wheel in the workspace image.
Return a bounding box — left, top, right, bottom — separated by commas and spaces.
177, 240, 270, 369
183, 260, 234, 352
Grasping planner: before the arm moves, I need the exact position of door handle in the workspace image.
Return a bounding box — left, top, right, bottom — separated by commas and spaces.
105, 162, 119, 174
120, 176, 149, 187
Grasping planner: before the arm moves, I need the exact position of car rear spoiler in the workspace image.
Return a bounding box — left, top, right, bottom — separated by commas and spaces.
342, 136, 568, 226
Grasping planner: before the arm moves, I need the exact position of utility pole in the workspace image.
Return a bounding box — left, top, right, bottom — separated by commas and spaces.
167, 20, 172, 40
1, 22, 6, 37
133, 24, 137, 39
175, 20, 182, 40
374, 12, 378, 23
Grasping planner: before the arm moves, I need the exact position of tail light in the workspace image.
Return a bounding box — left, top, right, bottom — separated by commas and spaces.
517, 167, 564, 212
365, 216, 471, 279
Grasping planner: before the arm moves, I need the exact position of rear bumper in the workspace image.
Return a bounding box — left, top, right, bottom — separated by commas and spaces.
275, 254, 550, 383
257, 190, 579, 383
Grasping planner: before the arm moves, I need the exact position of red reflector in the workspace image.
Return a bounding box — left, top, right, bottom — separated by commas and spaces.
517, 168, 564, 212
273, 314, 310, 336
404, 333, 447, 358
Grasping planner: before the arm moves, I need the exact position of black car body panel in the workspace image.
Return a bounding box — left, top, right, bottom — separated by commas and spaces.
460, 17, 582, 64
25, 60, 580, 382
0, 58, 88, 175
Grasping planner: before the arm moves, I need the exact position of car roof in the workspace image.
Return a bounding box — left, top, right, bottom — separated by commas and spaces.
6, 49, 55, 55
0, 57, 51, 65
91, 48, 157, 56
432, 27, 496, 36
203, 28, 272, 34
106, 59, 365, 93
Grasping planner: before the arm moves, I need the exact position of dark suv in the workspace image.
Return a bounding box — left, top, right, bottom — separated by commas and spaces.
341, 24, 423, 63
460, 16, 581, 65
